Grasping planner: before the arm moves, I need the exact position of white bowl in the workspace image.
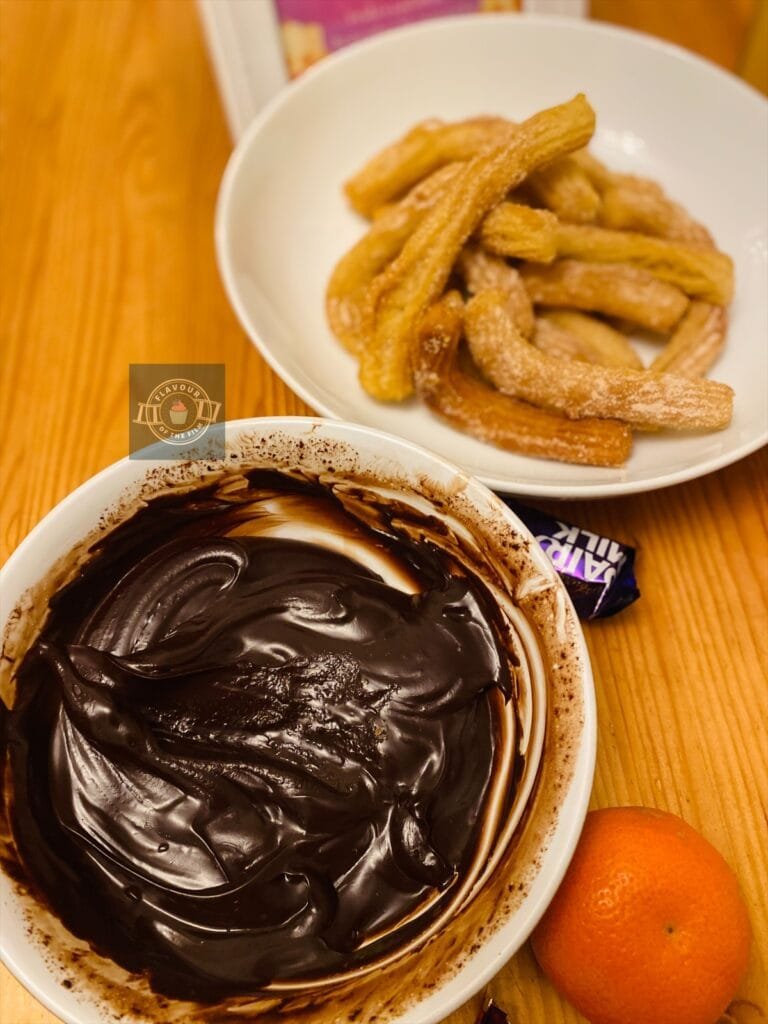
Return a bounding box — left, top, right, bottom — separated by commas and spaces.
216, 14, 768, 499
0, 418, 595, 1024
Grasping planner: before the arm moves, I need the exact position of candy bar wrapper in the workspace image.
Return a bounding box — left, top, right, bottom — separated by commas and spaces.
503, 500, 640, 619
477, 1003, 510, 1024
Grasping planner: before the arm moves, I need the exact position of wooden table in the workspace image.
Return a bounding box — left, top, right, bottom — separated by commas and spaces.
1, 2, 765, 1022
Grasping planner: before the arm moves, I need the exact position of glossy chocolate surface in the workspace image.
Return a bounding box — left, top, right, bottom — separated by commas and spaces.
6, 471, 513, 1001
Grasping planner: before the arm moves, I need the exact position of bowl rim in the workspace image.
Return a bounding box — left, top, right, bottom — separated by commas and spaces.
214, 12, 767, 500
0, 415, 596, 1024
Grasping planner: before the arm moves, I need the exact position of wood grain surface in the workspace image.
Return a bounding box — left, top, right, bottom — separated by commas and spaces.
0, 2, 766, 1023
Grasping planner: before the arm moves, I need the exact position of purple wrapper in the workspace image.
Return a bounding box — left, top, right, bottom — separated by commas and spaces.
502, 500, 640, 620
477, 1003, 510, 1024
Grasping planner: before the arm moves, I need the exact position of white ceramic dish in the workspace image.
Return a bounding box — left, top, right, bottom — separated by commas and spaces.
216, 13, 768, 499
0, 418, 595, 1024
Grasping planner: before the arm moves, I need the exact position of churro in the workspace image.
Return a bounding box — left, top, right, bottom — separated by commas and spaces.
526, 155, 600, 224
327, 164, 461, 352
457, 245, 535, 336
554, 224, 732, 304
346, 118, 602, 224
414, 293, 633, 467
540, 310, 643, 369
477, 202, 558, 262
651, 301, 728, 377
532, 317, 596, 364
571, 149, 713, 245
344, 117, 510, 217
477, 209, 729, 302
519, 260, 689, 332
465, 289, 733, 430
600, 185, 714, 246
359, 94, 596, 400
328, 100, 736, 468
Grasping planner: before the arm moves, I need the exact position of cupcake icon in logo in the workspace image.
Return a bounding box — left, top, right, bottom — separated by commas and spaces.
132, 372, 223, 454
169, 399, 188, 426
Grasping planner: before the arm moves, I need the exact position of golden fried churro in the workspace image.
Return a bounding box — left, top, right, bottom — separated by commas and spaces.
520, 260, 689, 332
476, 202, 558, 262
327, 164, 462, 352
329, 103, 735, 467
651, 301, 728, 378
600, 184, 714, 246
571, 150, 713, 245
373, 160, 463, 218
465, 289, 733, 430
571, 149, 664, 196
569, 148, 615, 191
478, 210, 729, 301
414, 292, 633, 467
345, 117, 603, 223
344, 117, 511, 217
554, 223, 732, 303
360, 94, 597, 400
532, 318, 596, 364
457, 245, 535, 336
526, 155, 601, 223
540, 310, 643, 369
346, 115, 604, 231
533, 314, 642, 370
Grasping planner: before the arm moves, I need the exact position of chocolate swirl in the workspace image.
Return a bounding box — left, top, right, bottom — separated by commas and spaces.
5, 473, 513, 1001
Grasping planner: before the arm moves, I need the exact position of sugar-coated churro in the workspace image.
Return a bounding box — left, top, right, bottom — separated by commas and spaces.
360, 95, 596, 400
519, 260, 689, 332
414, 292, 633, 466
476, 209, 729, 302
477, 202, 558, 262
540, 310, 643, 369
327, 164, 462, 352
554, 223, 732, 304
600, 185, 714, 246
457, 245, 535, 336
328, 101, 736, 468
344, 117, 510, 217
346, 118, 602, 224
525, 155, 601, 224
651, 301, 728, 378
571, 149, 713, 245
465, 289, 733, 430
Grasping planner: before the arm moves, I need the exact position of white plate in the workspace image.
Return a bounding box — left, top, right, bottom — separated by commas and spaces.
215, 14, 768, 499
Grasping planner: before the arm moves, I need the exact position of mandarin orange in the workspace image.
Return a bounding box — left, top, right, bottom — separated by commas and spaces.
531, 807, 751, 1024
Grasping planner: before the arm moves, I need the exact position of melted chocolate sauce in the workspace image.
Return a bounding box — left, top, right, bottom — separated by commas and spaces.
5, 472, 512, 1001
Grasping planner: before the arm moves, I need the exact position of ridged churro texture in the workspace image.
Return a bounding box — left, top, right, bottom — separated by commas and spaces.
479, 208, 732, 304
327, 164, 462, 352
344, 116, 510, 217
457, 246, 535, 337
359, 94, 596, 401
478, 203, 559, 262
553, 225, 733, 304
414, 294, 633, 467
538, 311, 643, 370
525, 155, 601, 224
651, 302, 728, 378
465, 290, 733, 431
519, 260, 689, 332
571, 148, 714, 245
